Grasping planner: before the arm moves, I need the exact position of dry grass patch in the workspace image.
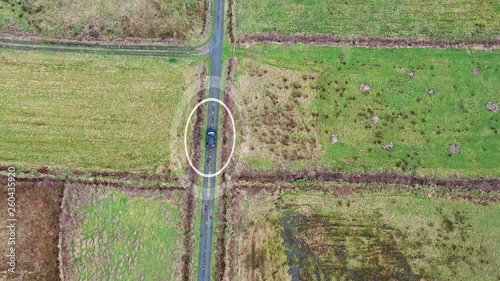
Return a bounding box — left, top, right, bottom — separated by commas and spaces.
0, 0, 207, 41
237, 60, 321, 168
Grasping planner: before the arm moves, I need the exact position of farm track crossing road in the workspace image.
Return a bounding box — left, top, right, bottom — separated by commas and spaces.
0, 37, 207, 56
197, 0, 225, 280
0, 38, 198, 50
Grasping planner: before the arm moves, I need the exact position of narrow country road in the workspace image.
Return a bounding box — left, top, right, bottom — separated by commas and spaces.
197, 0, 225, 279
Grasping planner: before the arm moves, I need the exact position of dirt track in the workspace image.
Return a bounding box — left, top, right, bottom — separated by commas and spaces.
0, 37, 208, 56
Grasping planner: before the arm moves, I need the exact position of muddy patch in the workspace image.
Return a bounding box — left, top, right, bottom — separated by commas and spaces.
0, 178, 63, 280
281, 209, 419, 281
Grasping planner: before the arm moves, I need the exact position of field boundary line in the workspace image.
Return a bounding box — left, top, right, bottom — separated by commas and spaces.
214, 57, 238, 281
236, 170, 500, 192
239, 33, 500, 50
181, 62, 208, 281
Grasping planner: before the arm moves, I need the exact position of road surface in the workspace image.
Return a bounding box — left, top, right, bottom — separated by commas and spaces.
197, 0, 225, 280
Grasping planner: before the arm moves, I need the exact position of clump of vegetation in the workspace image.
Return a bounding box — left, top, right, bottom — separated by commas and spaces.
228, 192, 290, 281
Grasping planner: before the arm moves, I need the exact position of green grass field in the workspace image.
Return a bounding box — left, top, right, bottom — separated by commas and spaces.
0, 50, 202, 174
61, 184, 184, 280
230, 185, 500, 280
235, 45, 499, 176
236, 0, 500, 41
0, 0, 206, 41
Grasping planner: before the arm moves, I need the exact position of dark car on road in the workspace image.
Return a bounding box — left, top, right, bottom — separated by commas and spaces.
206, 128, 216, 148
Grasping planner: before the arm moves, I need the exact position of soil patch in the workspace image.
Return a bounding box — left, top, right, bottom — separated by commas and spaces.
0, 177, 63, 280
486, 101, 499, 112
359, 83, 370, 93
448, 144, 462, 155
382, 141, 394, 151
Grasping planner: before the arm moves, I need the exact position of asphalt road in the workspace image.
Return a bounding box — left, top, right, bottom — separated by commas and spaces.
197, 0, 225, 280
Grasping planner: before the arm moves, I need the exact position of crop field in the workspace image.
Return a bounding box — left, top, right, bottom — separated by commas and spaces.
0, 50, 203, 174
235, 0, 500, 41
0, 0, 206, 41
60, 184, 184, 280
234, 45, 499, 176
228, 184, 500, 280
0, 178, 63, 280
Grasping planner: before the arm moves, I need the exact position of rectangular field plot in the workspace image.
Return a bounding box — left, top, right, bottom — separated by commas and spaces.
0, 178, 63, 280
0, 50, 201, 173
0, 0, 207, 41
228, 186, 500, 280
235, 45, 500, 176
236, 0, 500, 41
59, 184, 185, 280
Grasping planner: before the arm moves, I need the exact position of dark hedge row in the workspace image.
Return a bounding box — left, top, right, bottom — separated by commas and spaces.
241, 33, 500, 49
215, 57, 238, 281
236, 169, 500, 192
